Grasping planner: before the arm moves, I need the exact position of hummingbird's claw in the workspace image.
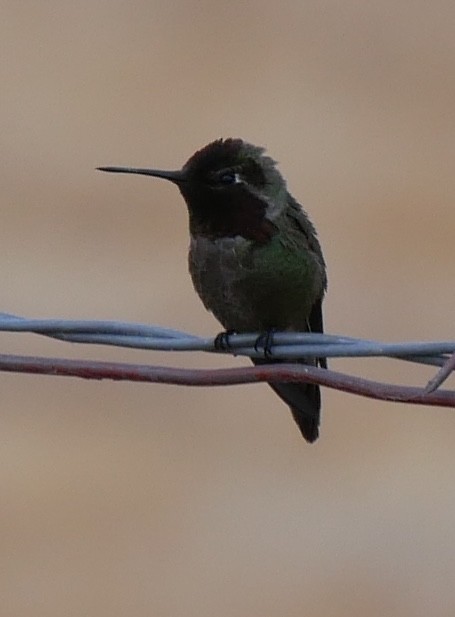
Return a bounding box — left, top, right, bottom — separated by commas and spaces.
254, 328, 277, 359
214, 330, 237, 352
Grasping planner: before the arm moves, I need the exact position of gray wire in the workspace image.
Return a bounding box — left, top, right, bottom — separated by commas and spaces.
0, 312, 452, 368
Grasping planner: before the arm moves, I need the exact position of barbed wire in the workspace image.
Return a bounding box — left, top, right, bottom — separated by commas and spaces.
0, 312, 453, 405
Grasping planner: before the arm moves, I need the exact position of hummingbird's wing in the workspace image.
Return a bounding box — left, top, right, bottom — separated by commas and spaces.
285, 196, 326, 273
254, 196, 327, 442
308, 298, 327, 370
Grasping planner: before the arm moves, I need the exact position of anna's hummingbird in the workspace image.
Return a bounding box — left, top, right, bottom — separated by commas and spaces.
98, 138, 327, 442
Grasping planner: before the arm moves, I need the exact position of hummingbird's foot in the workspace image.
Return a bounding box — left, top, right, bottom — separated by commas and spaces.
214, 329, 237, 352
254, 328, 277, 360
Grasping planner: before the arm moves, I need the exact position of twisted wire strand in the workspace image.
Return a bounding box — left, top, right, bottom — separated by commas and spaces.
0, 312, 453, 397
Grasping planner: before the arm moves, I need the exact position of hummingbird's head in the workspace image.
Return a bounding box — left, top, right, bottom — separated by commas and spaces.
98, 138, 288, 242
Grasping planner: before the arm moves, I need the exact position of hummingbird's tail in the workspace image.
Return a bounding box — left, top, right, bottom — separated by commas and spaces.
252, 359, 321, 443
269, 381, 320, 443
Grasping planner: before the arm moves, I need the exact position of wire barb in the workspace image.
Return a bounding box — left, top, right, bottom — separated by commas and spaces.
424, 351, 455, 393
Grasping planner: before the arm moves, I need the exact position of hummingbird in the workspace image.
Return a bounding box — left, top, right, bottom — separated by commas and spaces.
98, 138, 327, 442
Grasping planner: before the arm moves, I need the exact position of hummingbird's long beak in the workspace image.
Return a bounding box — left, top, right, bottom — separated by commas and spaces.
97, 166, 185, 185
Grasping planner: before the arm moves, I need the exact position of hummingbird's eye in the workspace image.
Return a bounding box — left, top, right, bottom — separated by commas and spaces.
219, 172, 236, 184
217, 171, 241, 185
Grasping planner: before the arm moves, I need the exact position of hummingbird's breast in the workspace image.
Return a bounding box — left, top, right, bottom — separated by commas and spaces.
189, 235, 256, 330
188, 233, 324, 332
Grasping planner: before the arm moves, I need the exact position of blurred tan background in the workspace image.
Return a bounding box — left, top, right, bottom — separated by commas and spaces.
1, 2, 455, 616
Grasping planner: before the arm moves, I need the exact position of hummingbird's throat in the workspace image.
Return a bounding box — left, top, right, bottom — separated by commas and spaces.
187, 190, 277, 245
